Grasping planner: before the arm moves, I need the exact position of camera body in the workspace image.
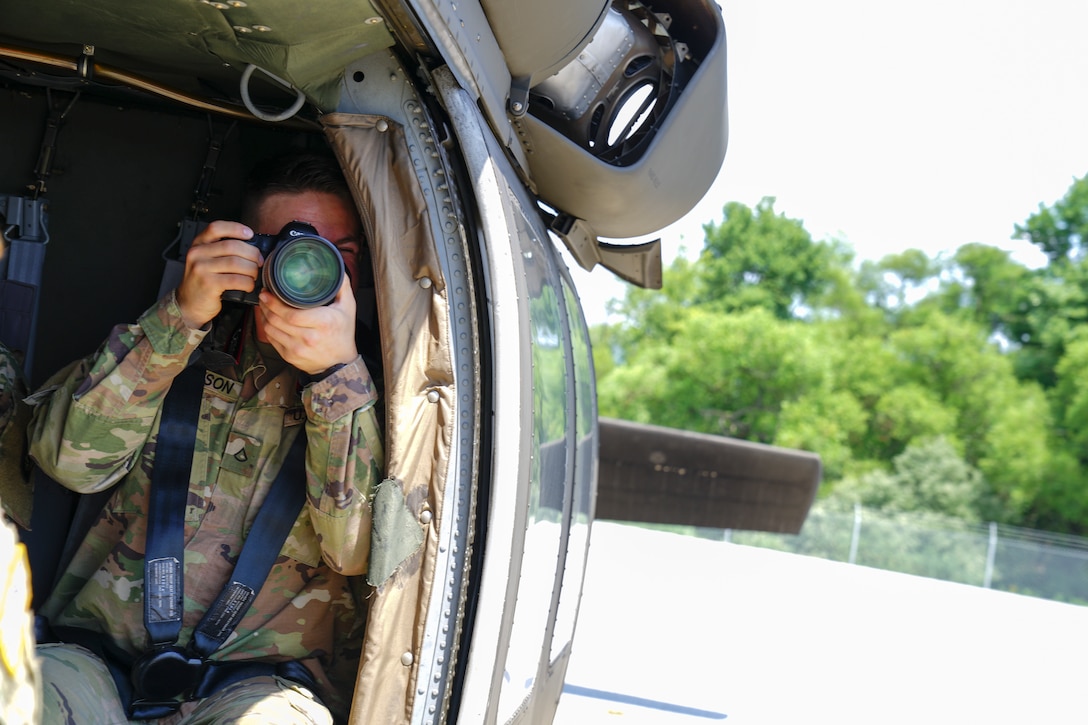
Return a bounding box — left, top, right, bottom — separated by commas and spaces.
221, 220, 345, 308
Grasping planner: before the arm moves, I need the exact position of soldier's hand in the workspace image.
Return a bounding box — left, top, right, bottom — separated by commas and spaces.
257, 274, 359, 376
175, 221, 261, 329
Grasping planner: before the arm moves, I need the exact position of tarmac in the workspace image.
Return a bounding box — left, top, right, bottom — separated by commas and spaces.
555, 520, 1088, 724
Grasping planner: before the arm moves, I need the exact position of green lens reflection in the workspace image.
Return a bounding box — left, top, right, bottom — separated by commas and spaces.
265, 237, 344, 308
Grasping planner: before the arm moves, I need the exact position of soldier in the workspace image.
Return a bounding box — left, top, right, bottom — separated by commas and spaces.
28, 151, 384, 723
0, 221, 42, 725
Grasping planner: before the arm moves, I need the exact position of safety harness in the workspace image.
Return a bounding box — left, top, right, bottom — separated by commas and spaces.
50, 362, 318, 719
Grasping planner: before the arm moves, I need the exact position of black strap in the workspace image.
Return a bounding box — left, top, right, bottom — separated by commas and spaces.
45, 621, 320, 722
144, 363, 204, 646
144, 363, 307, 655
48, 363, 314, 716
193, 658, 318, 700
191, 430, 306, 656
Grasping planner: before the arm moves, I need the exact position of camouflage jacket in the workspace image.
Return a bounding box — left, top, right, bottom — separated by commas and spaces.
27, 292, 384, 716
0, 342, 22, 436
0, 342, 39, 724
0, 341, 32, 528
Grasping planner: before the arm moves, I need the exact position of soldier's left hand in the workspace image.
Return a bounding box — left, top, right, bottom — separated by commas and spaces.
257, 275, 359, 376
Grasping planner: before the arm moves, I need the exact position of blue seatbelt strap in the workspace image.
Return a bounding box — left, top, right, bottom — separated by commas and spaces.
144, 362, 307, 653
144, 364, 204, 647
191, 432, 306, 656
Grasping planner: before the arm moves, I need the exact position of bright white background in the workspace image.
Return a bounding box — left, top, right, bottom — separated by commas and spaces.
568, 0, 1088, 324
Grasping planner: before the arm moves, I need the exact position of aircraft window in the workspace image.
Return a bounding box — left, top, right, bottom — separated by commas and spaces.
496, 211, 572, 722
549, 276, 594, 663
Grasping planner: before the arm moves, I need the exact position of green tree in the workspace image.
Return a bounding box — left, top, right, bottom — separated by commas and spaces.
605, 253, 700, 351
1014, 175, 1088, 263
857, 248, 938, 314
597, 307, 831, 443
697, 198, 837, 319
933, 243, 1031, 335
884, 312, 1053, 518
596, 178, 1088, 533
775, 389, 867, 481
829, 437, 988, 521
1004, 177, 1088, 388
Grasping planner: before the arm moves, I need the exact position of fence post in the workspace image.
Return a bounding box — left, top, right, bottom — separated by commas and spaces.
849, 503, 862, 565
983, 521, 997, 588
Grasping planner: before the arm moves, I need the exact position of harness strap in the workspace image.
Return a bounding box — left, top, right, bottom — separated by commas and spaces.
47, 623, 319, 721
52, 361, 314, 715
129, 659, 319, 721
157, 119, 234, 300
191, 428, 307, 657
145, 362, 308, 656
144, 363, 203, 646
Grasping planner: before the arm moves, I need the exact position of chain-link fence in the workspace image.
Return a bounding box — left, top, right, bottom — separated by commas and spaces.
716, 504, 1088, 605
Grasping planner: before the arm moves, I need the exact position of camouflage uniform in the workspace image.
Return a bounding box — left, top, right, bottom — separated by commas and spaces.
0, 341, 23, 438
28, 292, 384, 723
0, 340, 41, 725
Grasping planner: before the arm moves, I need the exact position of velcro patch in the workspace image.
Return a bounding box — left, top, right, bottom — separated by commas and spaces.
220, 431, 259, 477
204, 370, 240, 399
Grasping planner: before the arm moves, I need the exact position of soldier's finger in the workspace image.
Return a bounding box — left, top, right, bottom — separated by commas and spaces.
190, 220, 253, 247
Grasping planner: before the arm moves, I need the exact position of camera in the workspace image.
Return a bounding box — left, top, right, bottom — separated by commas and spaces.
221, 220, 345, 308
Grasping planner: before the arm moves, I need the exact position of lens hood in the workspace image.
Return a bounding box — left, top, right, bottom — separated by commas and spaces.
262, 230, 345, 308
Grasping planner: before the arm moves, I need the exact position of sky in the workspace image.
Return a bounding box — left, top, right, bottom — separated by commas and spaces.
567, 0, 1088, 325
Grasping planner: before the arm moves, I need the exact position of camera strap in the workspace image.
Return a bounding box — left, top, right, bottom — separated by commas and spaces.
157, 119, 235, 300
144, 362, 307, 656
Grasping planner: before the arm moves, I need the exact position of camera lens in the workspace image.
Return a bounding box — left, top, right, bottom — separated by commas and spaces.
263, 235, 344, 308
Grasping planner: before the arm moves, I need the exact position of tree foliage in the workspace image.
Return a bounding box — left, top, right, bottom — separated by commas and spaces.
1014, 175, 1088, 263
696, 197, 837, 318
595, 175, 1088, 535
829, 437, 988, 521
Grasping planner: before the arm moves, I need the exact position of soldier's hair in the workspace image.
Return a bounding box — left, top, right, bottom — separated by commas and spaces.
240, 150, 354, 226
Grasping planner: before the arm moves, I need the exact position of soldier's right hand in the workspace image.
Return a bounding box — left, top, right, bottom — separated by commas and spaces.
175, 221, 261, 329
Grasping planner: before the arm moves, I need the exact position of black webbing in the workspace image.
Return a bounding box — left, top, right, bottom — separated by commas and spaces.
191, 430, 306, 656
144, 363, 307, 654
144, 364, 204, 646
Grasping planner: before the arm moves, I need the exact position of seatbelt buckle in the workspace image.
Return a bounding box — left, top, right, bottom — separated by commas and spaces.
129, 644, 204, 713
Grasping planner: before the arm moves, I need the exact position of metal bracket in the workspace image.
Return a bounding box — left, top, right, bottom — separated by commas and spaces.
239, 64, 306, 123
30, 89, 80, 199
508, 75, 530, 117
549, 212, 662, 289
191, 121, 233, 217
76, 45, 95, 82
0, 195, 50, 377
